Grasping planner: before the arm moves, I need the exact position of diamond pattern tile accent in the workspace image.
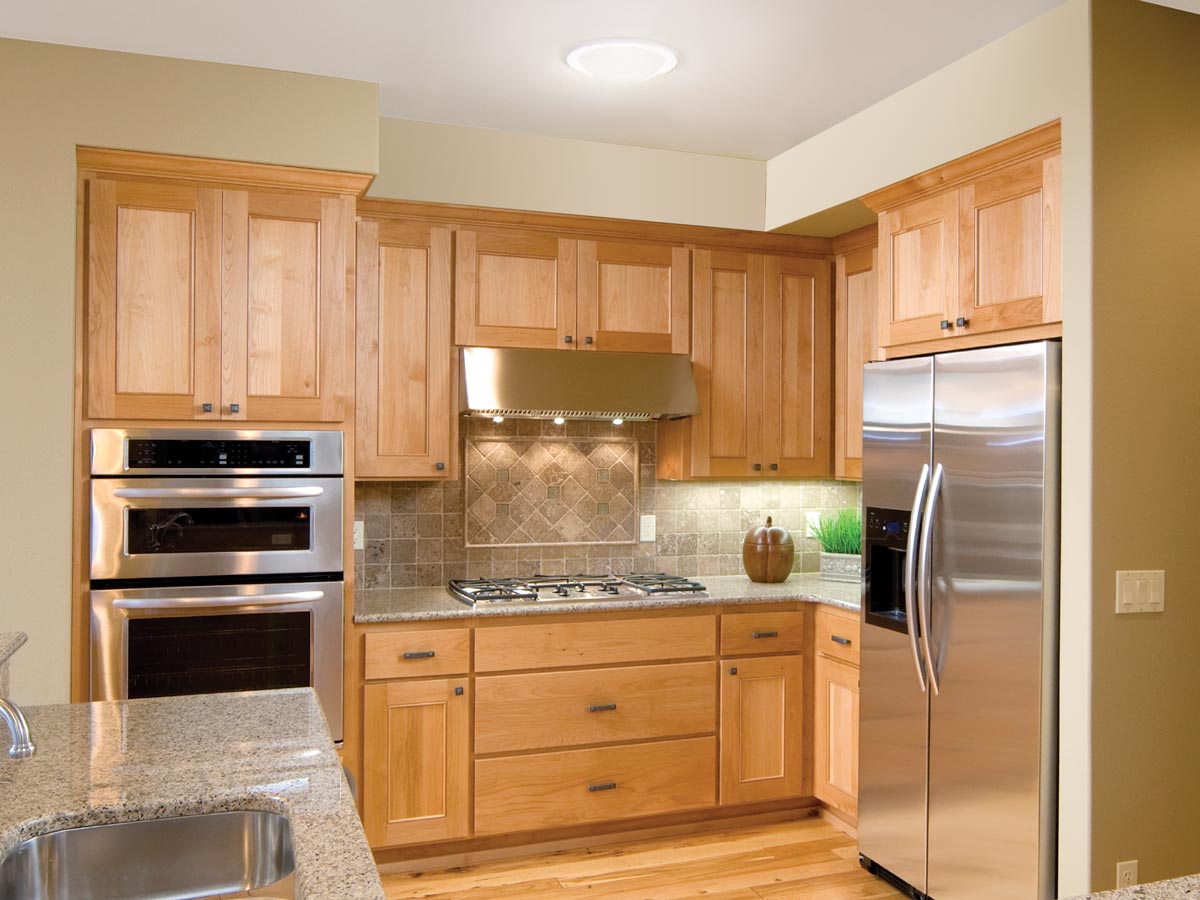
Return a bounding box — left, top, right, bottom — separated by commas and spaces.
466, 439, 639, 547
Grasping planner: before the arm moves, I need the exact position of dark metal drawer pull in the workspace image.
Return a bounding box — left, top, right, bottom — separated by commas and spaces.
587, 703, 618, 713
752, 631, 778, 639
403, 651, 435, 659
831, 635, 852, 646
587, 782, 617, 792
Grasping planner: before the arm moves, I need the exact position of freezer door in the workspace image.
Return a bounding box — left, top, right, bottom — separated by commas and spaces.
859, 356, 933, 895
925, 342, 1058, 900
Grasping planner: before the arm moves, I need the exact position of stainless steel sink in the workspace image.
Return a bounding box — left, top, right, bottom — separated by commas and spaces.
0, 810, 295, 900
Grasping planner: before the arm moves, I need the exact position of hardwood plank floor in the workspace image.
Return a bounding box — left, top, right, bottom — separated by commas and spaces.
380, 818, 906, 900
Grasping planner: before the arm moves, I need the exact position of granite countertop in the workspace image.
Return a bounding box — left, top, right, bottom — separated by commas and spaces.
1066, 875, 1200, 899
355, 572, 861, 623
0, 688, 384, 900
0, 632, 27, 670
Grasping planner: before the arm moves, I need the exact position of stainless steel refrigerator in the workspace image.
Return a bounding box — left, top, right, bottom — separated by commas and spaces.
858, 341, 1059, 900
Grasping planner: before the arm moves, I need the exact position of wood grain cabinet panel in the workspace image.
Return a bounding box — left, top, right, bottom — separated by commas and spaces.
719, 654, 804, 805
878, 192, 960, 350
454, 228, 576, 349
577, 241, 689, 353
834, 237, 878, 481
86, 179, 221, 420
474, 662, 717, 754
815, 606, 861, 667
720, 611, 806, 656
363, 678, 471, 846
363, 627, 470, 680
474, 737, 717, 835
814, 654, 860, 819
356, 220, 456, 479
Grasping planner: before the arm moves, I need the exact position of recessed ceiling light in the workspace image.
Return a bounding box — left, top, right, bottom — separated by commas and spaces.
565, 39, 678, 84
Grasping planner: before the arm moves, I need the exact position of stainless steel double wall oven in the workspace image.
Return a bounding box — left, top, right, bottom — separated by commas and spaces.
89, 429, 345, 740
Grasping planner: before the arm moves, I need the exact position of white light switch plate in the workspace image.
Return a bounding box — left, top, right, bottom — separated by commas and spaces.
639, 514, 656, 542
353, 520, 365, 551
1115, 570, 1164, 614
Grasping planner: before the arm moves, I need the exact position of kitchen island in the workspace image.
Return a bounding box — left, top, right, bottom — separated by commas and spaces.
1068, 875, 1200, 899
0, 688, 385, 900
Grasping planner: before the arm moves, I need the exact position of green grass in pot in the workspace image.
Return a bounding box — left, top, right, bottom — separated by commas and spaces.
811, 507, 862, 555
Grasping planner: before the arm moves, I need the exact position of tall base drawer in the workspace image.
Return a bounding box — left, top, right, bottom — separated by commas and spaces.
475, 662, 717, 754
474, 737, 717, 835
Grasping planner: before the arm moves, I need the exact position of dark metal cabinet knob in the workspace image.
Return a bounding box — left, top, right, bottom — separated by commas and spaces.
769, 463, 779, 471
956, 317, 969, 328
587, 782, 617, 792
940, 319, 952, 331
729, 666, 738, 675
228, 403, 240, 414
752, 631, 779, 639
831, 635, 852, 646
587, 703, 618, 713
403, 651, 435, 659
753, 463, 762, 471
585, 336, 594, 345
201, 403, 213, 413
454, 686, 464, 696
564, 335, 573, 344
435, 462, 446, 471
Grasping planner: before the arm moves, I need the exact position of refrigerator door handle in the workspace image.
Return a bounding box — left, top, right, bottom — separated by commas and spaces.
904, 463, 930, 692
918, 462, 945, 695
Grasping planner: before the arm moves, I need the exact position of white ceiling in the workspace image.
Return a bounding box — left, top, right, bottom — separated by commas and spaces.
1, 0, 1067, 160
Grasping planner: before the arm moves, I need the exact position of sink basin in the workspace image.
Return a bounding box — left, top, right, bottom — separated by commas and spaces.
0, 810, 294, 900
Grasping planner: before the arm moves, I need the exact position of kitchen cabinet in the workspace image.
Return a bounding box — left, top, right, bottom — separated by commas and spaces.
356, 219, 457, 478
719, 654, 805, 805
832, 226, 879, 481
362, 677, 471, 846
813, 606, 861, 820
866, 121, 1062, 357
656, 249, 830, 479
454, 228, 690, 354
85, 178, 354, 422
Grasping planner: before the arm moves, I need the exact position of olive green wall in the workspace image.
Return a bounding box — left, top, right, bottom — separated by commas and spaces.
1088, 0, 1200, 887
0, 37, 379, 706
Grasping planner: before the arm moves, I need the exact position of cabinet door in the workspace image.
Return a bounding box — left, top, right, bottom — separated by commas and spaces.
690, 249, 765, 477
958, 153, 1062, 334
220, 190, 352, 422
86, 179, 221, 420
455, 228, 576, 349
763, 256, 831, 478
577, 241, 689, 353
719, 654, 804, 805
356, 220, 456, 479
814, 654, 859, 819
363, 678, 471, 847
834, 245, 877, 480
878, 192, 959, 349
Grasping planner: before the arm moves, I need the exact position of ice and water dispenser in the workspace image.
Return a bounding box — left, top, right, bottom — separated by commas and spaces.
863, 506, 913, 633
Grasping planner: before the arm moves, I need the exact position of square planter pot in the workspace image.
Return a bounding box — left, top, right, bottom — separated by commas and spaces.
819, 551, 861, 583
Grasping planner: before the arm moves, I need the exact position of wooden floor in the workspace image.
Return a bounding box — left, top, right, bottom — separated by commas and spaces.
380, 817, 907, 900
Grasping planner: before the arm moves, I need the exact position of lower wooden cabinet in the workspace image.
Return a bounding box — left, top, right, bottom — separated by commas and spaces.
362, 677, 471, 846
718, 654, 805, 805
814, 654, 860, 819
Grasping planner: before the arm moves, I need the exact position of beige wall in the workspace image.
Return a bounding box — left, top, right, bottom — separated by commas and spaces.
369, 117, 767, 231
0, 38, 379, 706
1088, 0, 1200, 887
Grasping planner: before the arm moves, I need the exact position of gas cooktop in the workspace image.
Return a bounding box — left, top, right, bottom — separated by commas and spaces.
448, 573, 707, 606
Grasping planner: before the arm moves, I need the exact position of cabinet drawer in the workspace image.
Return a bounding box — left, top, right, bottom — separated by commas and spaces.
815, 607, 861, 666
720, 610, 805, 656
474, 737, 716, 834
363, 628, 470, 680
475, 615, 715, 672
475, 662, 717, 754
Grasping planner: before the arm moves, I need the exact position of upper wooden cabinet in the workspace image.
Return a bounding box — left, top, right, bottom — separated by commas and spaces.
865, 121, 1062, 357
657, 249, 830, 480
356, 219, 457, 479
82, 152, 364, 422
832, 227, 879, 481
454, 228, 689, 353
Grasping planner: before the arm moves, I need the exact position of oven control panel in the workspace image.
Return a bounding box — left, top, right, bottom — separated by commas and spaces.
128, 439, 310, 469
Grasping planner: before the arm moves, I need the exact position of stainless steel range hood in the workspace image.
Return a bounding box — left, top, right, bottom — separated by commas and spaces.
460, 347, 699, 421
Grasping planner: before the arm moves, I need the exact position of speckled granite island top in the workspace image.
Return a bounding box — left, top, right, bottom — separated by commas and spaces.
0, 688, 385, 900
355, 573, 861, 623
1066, 874, 1200, 899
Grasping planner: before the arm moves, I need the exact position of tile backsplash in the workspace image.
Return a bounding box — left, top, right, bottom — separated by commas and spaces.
354, 419, 861, 588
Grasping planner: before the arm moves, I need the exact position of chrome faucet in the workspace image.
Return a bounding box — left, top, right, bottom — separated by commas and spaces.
0, 697, 35, 759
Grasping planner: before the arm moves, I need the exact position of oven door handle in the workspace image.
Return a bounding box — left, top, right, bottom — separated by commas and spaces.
111, 590, 326, 610
112, 487, 325, 500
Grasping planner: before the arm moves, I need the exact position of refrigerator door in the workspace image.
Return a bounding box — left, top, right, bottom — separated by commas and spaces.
925, 342, 1059, 900
859, 356, 933, 894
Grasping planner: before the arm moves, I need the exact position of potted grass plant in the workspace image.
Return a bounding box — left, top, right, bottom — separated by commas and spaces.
811, 507, 863, 583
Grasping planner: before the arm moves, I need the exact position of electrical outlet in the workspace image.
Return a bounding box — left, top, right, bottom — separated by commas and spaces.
639, 514, 656, 543
353, 520, 365, 551
1116, 860, 1138, 888
806, 511, 821, 538
1115, 570, 1165, 614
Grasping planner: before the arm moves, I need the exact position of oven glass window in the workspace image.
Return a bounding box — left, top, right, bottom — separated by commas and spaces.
127, 612, 311, 698
126, 508, 311, 555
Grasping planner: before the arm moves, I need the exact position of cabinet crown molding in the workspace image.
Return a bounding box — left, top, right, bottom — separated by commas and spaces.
860, 119, 1061, 213
76, 146, 374, 196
